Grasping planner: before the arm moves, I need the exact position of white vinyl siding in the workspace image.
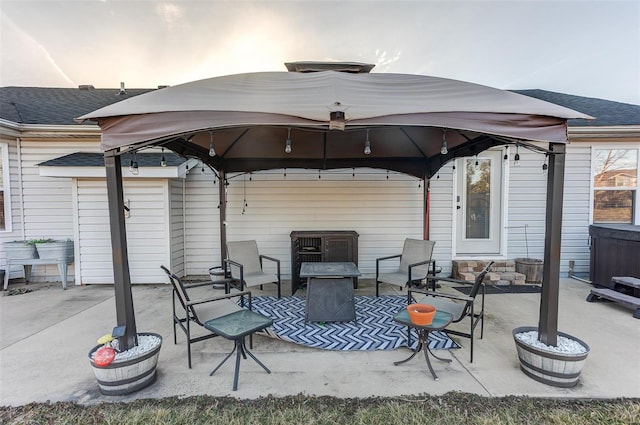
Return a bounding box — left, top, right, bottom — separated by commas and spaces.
183, 169, 425, 279
0, 136, 23, 279
17, 137, 100, 239
561, 144, 592, 276
3, 129, 636, 286
504, 144, 595, 277
0, 142, 10, 232
428, 162, 455, 276
506, 148, 548, 263
4, 138, 86, 281
183, 170, 221, 276
77, 179, 169, 284
168, 179, 185, 277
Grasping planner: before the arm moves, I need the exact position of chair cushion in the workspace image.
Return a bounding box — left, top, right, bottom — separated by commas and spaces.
414, 294, 466, 321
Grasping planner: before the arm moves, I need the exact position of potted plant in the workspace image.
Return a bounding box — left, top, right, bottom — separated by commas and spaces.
33, 239, 74, 262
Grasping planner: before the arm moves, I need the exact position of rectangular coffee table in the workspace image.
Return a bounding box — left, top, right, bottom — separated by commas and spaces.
300, 262, 361, 323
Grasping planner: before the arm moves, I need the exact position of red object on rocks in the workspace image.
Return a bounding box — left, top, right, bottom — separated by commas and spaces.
93, 346, 116, 367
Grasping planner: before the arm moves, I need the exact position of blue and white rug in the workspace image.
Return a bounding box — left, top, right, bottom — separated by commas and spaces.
247, 295, 458, 351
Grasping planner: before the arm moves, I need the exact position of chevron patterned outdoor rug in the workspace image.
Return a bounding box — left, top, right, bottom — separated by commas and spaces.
248, 295, 458, 351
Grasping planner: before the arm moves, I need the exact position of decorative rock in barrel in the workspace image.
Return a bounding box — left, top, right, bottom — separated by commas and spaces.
88, 333, 162, 395
514, 258, 543, 283
512, 326, 590, 388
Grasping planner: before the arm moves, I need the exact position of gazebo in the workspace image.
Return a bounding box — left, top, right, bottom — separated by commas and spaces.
78, 61, 591, 352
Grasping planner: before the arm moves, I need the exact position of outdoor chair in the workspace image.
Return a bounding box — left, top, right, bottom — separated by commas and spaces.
225, 240, 281, 298
161, 265, 251, 368
408, 260, 494, 363
375, 238, 436, 297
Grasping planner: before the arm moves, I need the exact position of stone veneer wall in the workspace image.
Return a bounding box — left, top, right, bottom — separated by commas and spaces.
452, 260, 527, 285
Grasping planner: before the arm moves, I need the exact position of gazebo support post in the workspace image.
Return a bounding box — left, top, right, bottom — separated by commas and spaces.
104, 149, 137, 351
538, 142, 565, 346
219, 168, 227, 267
423, 176, 430, 240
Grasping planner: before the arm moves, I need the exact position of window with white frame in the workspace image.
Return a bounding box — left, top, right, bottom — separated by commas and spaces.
0, 143, 9, 231
592, 148, 638, 224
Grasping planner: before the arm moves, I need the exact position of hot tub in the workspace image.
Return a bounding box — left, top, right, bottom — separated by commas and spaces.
589, 224, 640, 288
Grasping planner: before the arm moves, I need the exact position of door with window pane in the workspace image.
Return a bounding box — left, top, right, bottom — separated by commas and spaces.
455, 150, 503, 255
593, 149, 638, 223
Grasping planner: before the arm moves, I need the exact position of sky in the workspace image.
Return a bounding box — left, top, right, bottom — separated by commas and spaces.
1, 0, 639, 105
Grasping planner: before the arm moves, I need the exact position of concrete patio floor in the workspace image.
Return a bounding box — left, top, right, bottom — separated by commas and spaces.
1, 277, 638, 406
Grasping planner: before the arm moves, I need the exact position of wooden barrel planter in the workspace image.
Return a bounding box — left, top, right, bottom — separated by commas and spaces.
514, 258, 543, 283
88, 333, 162, 395
513, 326, 590, 388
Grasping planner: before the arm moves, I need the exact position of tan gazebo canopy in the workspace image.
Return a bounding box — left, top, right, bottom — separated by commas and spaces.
78, 62, 591, 351
79, 63, 589, 178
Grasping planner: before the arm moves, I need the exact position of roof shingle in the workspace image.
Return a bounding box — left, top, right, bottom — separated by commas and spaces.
0, 87, 154, 125
1, 85, 637, 127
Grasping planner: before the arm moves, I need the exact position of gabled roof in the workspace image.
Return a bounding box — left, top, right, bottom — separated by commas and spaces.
513, 89, 640, 127
0, 86, 154, 125
0, 85, 637, 127
38, 152, 183, 167
37, 152, 190, 178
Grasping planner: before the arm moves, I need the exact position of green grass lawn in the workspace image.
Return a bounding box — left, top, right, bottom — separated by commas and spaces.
2, 393, 639, 425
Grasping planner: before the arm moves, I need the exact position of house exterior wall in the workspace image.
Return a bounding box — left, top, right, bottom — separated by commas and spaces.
168, 178, 185, 276
506, 147, 548, 263
1, 124, 638, 285
183, 169, 425, 279
427, 162, 455, 275
0, 129, 178, 284
0, 132, 22, 242
561, 143, 592, 275
1, 134, 94, 280
76, 178, 171, 284
183, 170, 221, 276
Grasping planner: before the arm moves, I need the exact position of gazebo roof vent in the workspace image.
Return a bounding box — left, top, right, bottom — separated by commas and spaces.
284, 61, 375, 73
